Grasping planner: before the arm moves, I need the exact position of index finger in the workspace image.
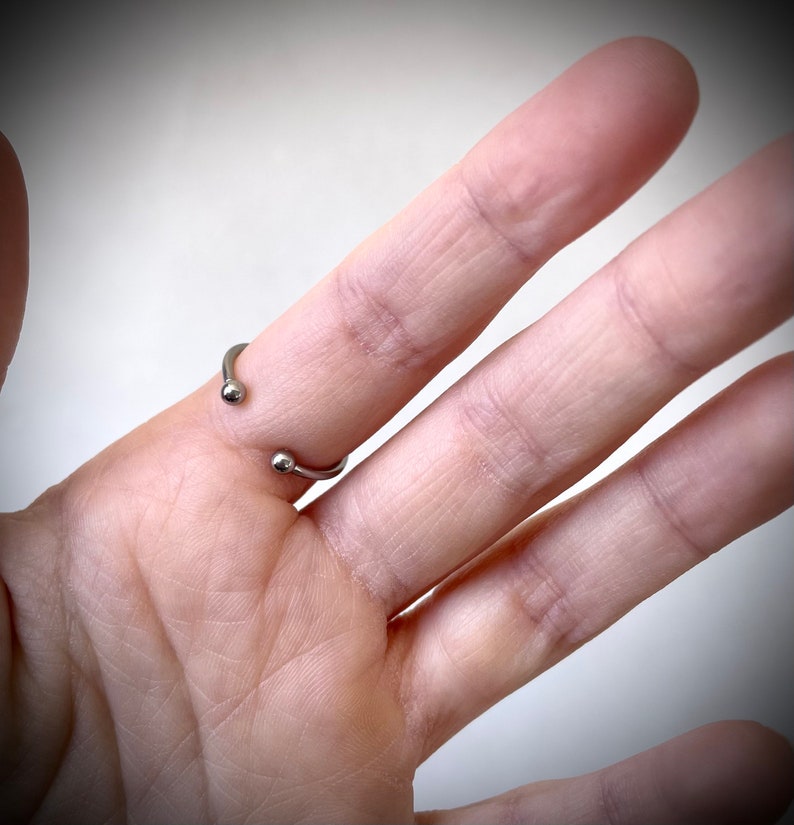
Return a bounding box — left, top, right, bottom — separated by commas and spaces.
204, 38, 698, 493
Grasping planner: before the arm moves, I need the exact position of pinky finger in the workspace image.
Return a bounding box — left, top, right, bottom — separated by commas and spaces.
394, 354, 793, 758
416, 720, 794, 825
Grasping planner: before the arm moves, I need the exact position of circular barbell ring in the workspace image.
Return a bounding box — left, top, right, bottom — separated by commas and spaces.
221, 343, 349, 481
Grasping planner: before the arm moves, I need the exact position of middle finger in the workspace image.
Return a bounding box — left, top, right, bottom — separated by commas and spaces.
207, 39, 697, 487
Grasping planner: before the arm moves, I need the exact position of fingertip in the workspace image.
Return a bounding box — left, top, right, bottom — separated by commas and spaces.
0, 130, 26, 182
605, 36, 699, 105
594, 36, 700, 140
0, 128, 29, 392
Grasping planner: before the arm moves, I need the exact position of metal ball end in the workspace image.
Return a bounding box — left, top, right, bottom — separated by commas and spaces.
221, 379, 246, 405
271, 450, 296, 474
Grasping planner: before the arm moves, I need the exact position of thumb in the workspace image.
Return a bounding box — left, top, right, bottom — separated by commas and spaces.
0, 131, 28, 393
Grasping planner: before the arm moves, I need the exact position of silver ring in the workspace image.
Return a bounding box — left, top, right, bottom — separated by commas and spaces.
221, 343, 348, 481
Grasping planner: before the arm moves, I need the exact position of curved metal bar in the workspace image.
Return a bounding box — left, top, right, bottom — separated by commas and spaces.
221, 342, 250, 405
270, 449, 348, 480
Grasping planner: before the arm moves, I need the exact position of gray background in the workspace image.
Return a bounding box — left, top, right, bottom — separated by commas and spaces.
1, 1, 792, 815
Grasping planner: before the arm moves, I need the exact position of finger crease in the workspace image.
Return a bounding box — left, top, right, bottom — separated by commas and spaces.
509, 548, 587, 655
455, 377, 552, 499
633, 459, 712, 564
457, 163, 538, 267
331, 263, 430, 374
610, 253, 703, 379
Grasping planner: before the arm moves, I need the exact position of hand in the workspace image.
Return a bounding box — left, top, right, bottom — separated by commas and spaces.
1, 38, 792, 824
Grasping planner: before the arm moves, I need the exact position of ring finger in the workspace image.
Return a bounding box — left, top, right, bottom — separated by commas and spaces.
307, 135, 793, 616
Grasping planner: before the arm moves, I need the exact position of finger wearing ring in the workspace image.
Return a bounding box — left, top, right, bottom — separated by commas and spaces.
221, 343, 348, 480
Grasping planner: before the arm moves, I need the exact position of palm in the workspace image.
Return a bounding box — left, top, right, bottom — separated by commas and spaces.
2, 38, 793, 825
4, 414, 414, 822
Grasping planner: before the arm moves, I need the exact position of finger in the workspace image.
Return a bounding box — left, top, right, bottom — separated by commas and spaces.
392, 355, 793, 757
416, 721, 794, 825
0, 131, 28, 392
311, 136, 793, 615
205, 38, 698, 485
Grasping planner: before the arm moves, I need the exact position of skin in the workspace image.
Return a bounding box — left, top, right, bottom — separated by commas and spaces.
1, 37, 793, 824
